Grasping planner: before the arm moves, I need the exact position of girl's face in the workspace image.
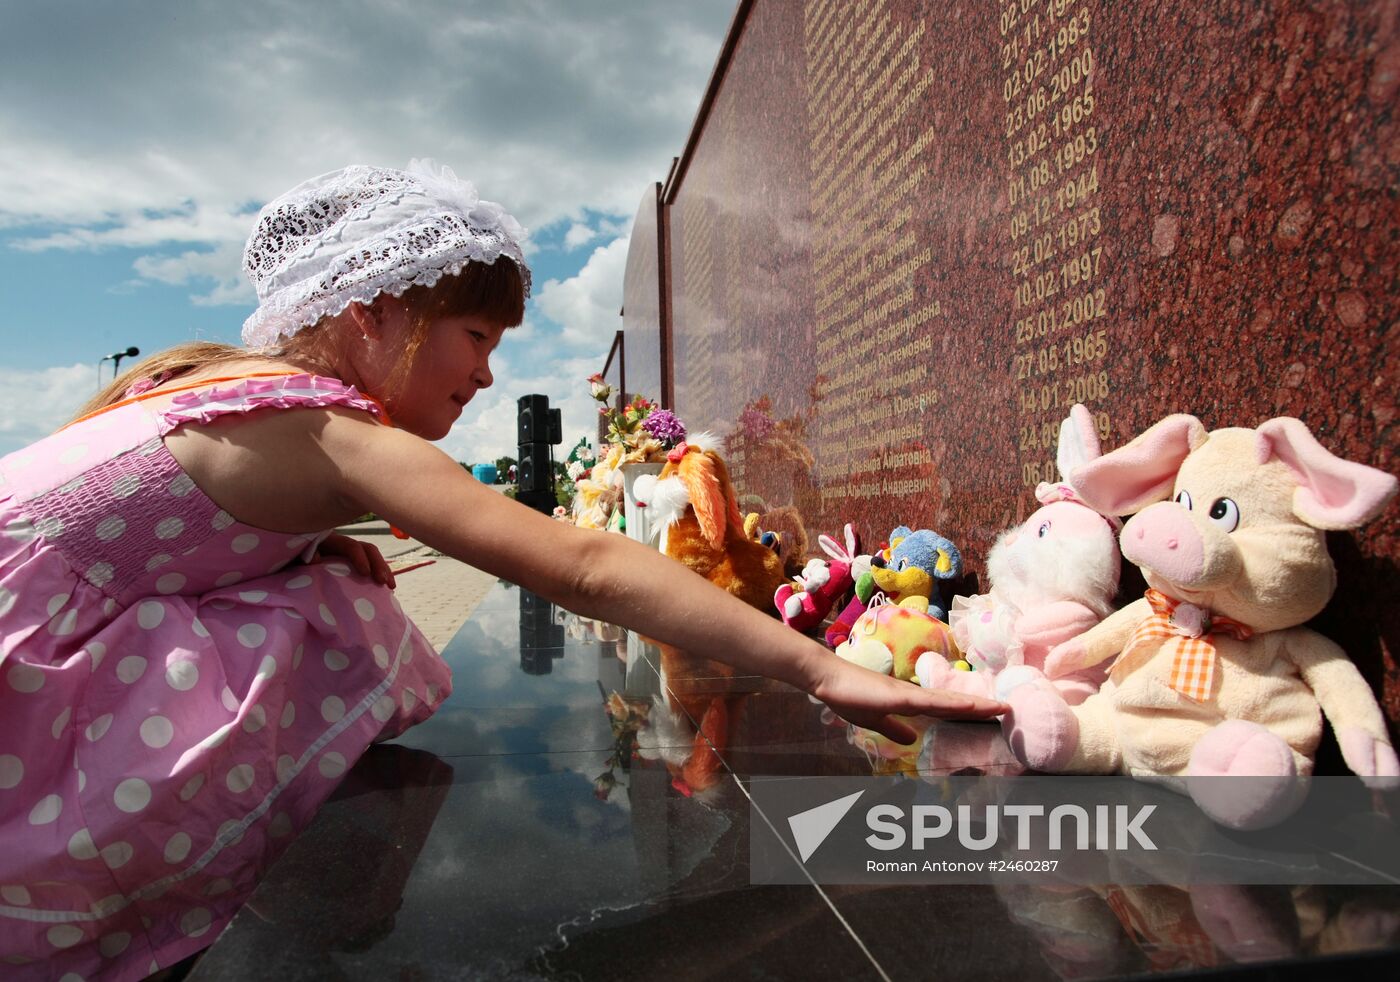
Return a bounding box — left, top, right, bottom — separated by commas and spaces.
366, 299, 508, 440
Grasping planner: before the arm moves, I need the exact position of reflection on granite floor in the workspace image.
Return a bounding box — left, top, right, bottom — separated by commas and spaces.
191, 589, 1400, 980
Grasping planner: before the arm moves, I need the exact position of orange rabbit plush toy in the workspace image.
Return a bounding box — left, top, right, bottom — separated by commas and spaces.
632, 437, 787, 612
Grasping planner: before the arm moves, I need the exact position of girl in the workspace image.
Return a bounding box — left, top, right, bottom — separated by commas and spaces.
0, 162, 1003, 980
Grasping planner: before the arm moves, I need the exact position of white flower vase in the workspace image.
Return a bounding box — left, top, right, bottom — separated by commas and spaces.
621, 462, 666, 548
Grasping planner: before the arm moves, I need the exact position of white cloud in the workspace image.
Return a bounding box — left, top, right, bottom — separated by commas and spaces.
0, 2, 730, 465
560, 217, 630, 251
131, 243, 255, 306
534, 237, 629, 350
563, 223, 596, 250
0, 364, 95, 454
597, 217, 629, 238
191, 281, 259, 307
11, 206, 252, 253
0, 1, 733, 307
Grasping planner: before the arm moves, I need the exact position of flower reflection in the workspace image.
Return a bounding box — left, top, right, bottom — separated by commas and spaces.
592, 692, 652, 802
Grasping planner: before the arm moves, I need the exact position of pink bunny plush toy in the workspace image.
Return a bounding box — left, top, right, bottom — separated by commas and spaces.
916, 404, 1121, 706
1002, 414, 1398, 829
774, 523, 860, 634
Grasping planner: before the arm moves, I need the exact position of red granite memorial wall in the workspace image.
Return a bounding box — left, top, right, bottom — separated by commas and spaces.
620, 182, 666, 407
624, 0, 1400, 724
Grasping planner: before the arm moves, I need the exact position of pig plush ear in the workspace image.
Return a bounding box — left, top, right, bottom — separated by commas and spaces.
1070, 414, 1209, 516
1056, 403, 1103, 481
1256, 418, 1398, 530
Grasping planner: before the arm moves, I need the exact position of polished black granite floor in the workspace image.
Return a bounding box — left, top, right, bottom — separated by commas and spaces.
189, 583, 1400, 981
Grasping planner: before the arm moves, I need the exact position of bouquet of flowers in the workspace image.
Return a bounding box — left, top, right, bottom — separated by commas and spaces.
587, 373, 687, 463
568, 374, 692, 533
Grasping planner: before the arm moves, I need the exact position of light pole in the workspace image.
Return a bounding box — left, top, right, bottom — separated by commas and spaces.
97, 346, 140, 389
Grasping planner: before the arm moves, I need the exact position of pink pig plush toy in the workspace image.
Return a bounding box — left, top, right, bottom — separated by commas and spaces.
1002, 413, 1398, 829
916, 404, 1120, 705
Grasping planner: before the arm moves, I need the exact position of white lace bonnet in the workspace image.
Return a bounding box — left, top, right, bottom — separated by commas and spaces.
240, 160, 531, 348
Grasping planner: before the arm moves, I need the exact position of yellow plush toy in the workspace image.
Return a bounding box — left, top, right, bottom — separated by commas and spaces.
834, 598, 962, 683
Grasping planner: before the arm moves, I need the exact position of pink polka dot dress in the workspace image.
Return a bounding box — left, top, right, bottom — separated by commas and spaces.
0, 376, 451, 980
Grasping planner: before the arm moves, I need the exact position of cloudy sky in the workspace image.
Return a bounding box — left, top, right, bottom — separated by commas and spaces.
0, 0, 735, 462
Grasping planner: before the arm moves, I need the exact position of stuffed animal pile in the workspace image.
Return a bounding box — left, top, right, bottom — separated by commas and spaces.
823, 524, 959, 646
612, 393, 1396, 838
1001, 413, 1398, 828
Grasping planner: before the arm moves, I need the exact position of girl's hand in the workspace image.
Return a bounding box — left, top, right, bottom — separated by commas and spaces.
810, 656, 1008, 744
312, 533, 396, 589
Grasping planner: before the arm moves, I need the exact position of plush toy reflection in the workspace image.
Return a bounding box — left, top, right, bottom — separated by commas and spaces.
631, 436, 786, 612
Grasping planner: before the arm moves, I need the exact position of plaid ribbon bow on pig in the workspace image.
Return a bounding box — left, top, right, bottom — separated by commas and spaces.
1118, 589, 1254, 702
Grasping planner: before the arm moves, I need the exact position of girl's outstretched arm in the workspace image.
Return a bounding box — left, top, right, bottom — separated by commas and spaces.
341, 422, 1006, 740
174, 409, 1006, 742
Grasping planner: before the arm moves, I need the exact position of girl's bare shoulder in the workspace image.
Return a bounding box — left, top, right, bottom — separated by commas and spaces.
157, 364, 387, 532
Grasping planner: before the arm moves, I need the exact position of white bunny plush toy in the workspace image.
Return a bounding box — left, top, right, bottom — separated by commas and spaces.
916, 404, 1121, 705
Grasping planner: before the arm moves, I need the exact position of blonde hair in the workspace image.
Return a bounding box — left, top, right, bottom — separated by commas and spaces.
71, 259, 525, 424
